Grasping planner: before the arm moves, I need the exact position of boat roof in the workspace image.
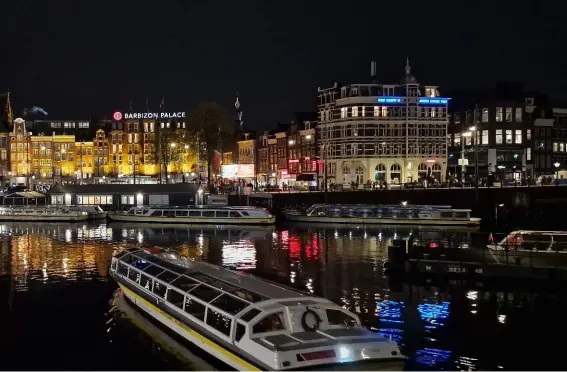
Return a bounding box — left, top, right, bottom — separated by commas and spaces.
119, 248, 303, 302
310, 204, 453, 209
129, 205, 264, 210
507, 230, 567, 235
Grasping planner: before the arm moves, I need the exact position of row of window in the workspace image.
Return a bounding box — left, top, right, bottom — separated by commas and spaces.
454, 107, 523, 124
323, 106, 447, 121
323, 142, 446, 158
320, 123, 447, 140
452, 129, 532, 146
126, 209, 249, 218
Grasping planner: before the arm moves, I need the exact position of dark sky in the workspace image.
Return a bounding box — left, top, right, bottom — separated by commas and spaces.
2, 0, 566, 129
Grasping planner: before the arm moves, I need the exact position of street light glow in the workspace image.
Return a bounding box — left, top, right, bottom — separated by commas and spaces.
170, 143, 176, 148
554, 162, 561, 168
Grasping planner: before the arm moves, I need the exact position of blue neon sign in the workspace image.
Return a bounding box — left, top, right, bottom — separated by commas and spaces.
377, 97, 402, 104
419, 97, 450, 105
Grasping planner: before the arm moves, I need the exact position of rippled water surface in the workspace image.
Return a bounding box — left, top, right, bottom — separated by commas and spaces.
0, 222, 566, 370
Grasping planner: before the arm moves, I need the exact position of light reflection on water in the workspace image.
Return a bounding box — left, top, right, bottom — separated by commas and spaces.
0, 221, 564, 370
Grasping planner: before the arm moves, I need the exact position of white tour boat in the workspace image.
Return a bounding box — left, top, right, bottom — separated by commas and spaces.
107, 206, 275, 225
110, 247, 405, 371
0, 206, 89, 222
284, 204, 480, 226
488, 230, 567, 253
67, 205, 107, 220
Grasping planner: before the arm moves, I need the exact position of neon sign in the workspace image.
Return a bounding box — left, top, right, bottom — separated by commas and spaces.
377, 97, 402, 104
419, 98, 450, 105
112, 111, 123, 121
121, 111, 187, 120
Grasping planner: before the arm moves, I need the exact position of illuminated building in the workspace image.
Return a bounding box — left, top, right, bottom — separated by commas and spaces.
75, 141, 94, 180
317, 59, 449, 187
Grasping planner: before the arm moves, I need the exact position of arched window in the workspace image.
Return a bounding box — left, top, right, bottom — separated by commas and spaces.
375, 164, 386, 181
432, 163, 442, 181
355, 165, 364, 184
418, 163, 428, 179
342, 165, 351, 183
390, 163, 401, 183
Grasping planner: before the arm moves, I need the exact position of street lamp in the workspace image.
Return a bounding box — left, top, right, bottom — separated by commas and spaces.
554, 162, 560, 186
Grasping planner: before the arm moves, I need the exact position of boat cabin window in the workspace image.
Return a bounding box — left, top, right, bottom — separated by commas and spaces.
166, 288, 185, 309
233, 289, 266, 303
240, 308, 261, 322
127, 209, 135, 215
128, 268, 141, 283
202, 211, 215, 218
140, 274, 152, 290
117, 262, 129, 276
111, 260, 117, 271
163, 210, 175, 217
189, 211, 201, 217
217, 211, 229, 218
171, 275, 199, 291
153, 280, 168, 298
523, 234, 552, 251
206, 308, 232, 337
190, 284, 223, 302
326, 309, 358, 326
176, 210, 188, 217
150, 210, 162, 217
119, 254, 138, 265
184, 298, 206, 321
454, 211, 469, 219
552, 234, 567, 251
235, 323, 246, 342
240, 211, 249, 217
156, 270, 180, 284
143, 265, 165, 277
114, 251, 129, 260
210, 295, 249, 315
253, 312, 285, 334
131, 258, 151, 271
440, 211, 453, 218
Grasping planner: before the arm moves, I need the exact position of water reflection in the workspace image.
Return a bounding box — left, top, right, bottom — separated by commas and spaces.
0, 222, 565, 370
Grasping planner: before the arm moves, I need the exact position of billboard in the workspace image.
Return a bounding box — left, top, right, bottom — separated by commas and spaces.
221, 164, 255, 179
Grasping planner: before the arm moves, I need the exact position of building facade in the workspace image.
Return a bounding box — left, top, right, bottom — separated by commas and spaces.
318, 60, 449, 188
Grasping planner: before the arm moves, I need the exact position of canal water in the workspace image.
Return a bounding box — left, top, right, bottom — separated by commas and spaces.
0, 221, 566, 370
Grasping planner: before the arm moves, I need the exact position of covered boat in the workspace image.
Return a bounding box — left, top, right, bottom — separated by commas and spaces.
110, 247, 405, 370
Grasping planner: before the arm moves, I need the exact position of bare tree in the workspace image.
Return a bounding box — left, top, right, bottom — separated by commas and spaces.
187, 102, 234, 186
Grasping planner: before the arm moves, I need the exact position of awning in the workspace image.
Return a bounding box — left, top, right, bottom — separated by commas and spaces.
4, 191, 45, 198
296, 173, 317, 182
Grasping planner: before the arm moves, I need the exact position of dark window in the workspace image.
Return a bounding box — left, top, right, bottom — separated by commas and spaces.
176, 210, 188, 217
209, 280, 238, 293
128, 268, 140, 283
217, 211, 229, 218
150, 210, 162, 217
206, 308, 232, 337
114, 251, 129, 259
326, 309, 357, 326
191, 273, 215, 284
211, 295, 249, 315
184, 298, 206, 321
157, 270, 179, 283
233, 289, 267, 303
132, 258, 151, 271
202, 211, 215, 217
230, 211, 242, 217
454, 211, 469, 219
440, 211, 453, 218
143, 265, 165, 277
189, 211, 201, 217
171, 275, 199, 291
163, 210, 175, 217
240, 211, 249, 216
140, 274, 152, 290
153, 281, 168, 298
253, 312, 285, 334
235, 323, 246, 342
191, 285, 222, 302
167, 288, 185, 308
120, 253, 139, 264
240, 308, 261, 322
117, 262, 129, 276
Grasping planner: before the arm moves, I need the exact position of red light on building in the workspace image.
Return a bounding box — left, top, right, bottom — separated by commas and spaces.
288, 159, 299, 163
112, 111, 123, 121
311, 160, 317, 171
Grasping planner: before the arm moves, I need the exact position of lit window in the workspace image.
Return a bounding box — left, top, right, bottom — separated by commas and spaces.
505, 130, 512, 144
554, 143, 558, 152
496, 107, 503, 122
515, 130, 522, 144
341, 107, 347, 118
527, 129, 532, 140
482, 130, 488, 145
482, 108, 489, 123
505, 107, 512, 122
351, 107, 358, 117
527, 147, 531, 161
561, 143, 565, 153
496, 130, 503, 144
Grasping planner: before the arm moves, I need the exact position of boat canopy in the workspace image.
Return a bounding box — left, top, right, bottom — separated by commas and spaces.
2, 191, 46, 205
115, 248, 302, 304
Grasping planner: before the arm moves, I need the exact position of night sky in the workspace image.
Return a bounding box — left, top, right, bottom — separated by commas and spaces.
2, 0, 566, 129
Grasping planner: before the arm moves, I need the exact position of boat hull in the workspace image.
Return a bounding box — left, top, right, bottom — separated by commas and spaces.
107, 213, 275, 225
0, 214, 88, 222
284, 214, 481, 226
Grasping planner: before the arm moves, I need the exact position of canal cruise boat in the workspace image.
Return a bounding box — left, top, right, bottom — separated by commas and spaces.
110, 247, 405, 371
283, 204, 481, 226
107, 206, 275, 225
67, 205, 107, 220
488, 230, 567, 253
0, 206, 89, 222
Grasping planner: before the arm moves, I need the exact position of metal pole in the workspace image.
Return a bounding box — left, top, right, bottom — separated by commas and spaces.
474, 103, 479, 201
460, 132, 465, 183
323, 125, 328, 203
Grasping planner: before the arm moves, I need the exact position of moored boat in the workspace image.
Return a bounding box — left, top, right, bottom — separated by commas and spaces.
284, 204, 480, 226
110, 247, 405, 371
67, 205, 107, 220
488, 230, 567, 253
0, 206, 89, 222
108, 206, 275, 225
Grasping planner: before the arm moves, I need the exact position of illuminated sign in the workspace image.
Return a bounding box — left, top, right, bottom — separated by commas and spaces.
118, 111, 187, 120
377, 97, 402, 104
112, 111, 123, 121
288, 159, 299, 163
418, 98, 450, 105
221, 164, 255, 178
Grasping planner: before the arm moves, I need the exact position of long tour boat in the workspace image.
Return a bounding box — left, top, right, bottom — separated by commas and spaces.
488, 230, 567, 253
0, 206, 89, 222
67, 205, 107, 220
110, 247, 405, 371
107, 206, 275, 225
284, 204, 480, 226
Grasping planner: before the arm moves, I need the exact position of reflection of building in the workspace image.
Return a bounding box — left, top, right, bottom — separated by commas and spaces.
318, 60, 449, 187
